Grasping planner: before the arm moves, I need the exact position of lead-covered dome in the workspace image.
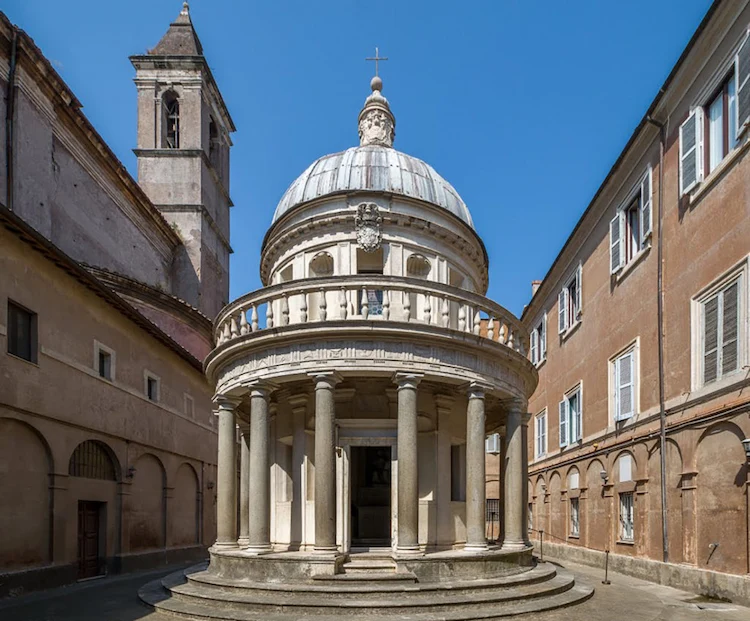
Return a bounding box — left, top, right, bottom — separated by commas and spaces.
271, 75, 474, 229
272, 145, 474, 228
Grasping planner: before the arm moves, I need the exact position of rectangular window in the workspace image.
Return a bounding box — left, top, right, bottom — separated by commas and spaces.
558, 266, 582, 334
611, 167, 652, 274
705, 73, 738, 175
619, 492, 634, 542
559, 384, 582, 447
485, 433, 500, 454
98, 350, 112, 380
535, 410, 547, 459
613, 346, 636, 422
570, 498, 580, 537
530, 313, 547, 366
701, 277, 741, 385
7, 301, 37, 363
145, 372, 160, 402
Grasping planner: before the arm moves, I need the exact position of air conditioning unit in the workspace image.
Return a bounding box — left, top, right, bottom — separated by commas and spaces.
485, 433, 501, 454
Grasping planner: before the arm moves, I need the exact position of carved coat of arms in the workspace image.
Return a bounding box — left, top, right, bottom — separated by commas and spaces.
355, 203, 382, 252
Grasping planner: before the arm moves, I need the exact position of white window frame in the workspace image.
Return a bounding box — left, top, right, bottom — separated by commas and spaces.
610, 340, 639, 423
144, 370, 161, 403
530, 313, 547, 366
691, 258, 748, 391
93, 340, 116, 382
619, 492, 634, 543
485, 433, 501, 455
610, 167, 652, 275
570, 497, 580, 537
559, 383, 583, 448
535, 409, 547, 459
558, 265, 582, 335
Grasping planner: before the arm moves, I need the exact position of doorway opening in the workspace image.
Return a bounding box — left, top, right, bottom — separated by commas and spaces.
350, 446, 391, 546
77, 501, 105, 580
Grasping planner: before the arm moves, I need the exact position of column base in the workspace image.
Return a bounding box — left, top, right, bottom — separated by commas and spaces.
313, 545, 339, 555
245, 544, 273, 555
237, 537, 250, 548
500, 540, 529, 552
395, 545, 423, 558
464, 542, 490, 553
212, 540, 239, 551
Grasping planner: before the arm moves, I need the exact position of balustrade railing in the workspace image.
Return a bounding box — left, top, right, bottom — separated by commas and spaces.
214, 275, 528, 356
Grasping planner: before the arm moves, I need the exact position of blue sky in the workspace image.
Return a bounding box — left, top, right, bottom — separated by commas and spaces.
4, 0, 712, 316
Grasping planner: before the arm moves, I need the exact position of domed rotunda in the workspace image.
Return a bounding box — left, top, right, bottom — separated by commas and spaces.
142, 74, 592, 619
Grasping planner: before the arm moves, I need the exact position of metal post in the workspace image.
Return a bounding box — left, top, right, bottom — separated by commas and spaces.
539, 529, 544, 563
602, 549, 611, 585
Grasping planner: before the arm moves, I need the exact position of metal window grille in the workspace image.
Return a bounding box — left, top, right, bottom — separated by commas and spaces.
69, 441, 117, 481
485, 498, 500, 542
570, 498, 580, 537
619, 492, 634, 542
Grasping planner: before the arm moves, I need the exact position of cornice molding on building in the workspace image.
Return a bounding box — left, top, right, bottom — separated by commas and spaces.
154, 203, 233, 252
0, 204, 203, 372
260, 206, 489, 293
129, 54, 236, 133
0, 16, 184, 255
84, 265, 213, 338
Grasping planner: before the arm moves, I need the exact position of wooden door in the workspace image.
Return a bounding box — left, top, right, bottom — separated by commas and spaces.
77, 501, 102, 579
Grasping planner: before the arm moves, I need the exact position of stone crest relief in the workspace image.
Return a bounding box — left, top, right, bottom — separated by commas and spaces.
358, 109, 395, 147
355, 202, 382, 252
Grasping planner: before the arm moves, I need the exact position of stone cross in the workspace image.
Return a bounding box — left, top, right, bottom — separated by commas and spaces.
366, 47, 388, 76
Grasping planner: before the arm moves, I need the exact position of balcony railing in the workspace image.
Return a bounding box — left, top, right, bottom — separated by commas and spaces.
214, 275, 528, 356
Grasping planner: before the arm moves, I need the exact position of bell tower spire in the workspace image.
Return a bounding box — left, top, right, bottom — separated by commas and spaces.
359, 49, 396, 147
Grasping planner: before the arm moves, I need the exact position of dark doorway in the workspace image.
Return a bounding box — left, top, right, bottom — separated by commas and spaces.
351, 446, 391, 546
77, 501, 104, 579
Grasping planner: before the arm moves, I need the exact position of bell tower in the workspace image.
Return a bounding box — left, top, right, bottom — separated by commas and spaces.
131, 1, 235, 319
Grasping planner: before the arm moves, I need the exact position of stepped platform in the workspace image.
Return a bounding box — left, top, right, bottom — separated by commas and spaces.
139, 548, 593, 619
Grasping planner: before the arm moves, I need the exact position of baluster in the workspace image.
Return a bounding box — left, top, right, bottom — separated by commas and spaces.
339, 287, 348, 320
382, 290, 390, 320
441, 297, 450, 328
223, 321, 231, 342
499, 323, 507, 344
216, 326, 224, 345
516, 332, 525, 355
251, 305, 259, 332
424, 295, 432, 324
266, 302, 274, 329
473, 309, 481, 335
239, 309, 249, 335
487, 317, 495, 341
361, 287, 369, 319
299, 292, 307, 323
403, 291, 411, 322
507, 329, 515, 350
229, 315, 239, 338
458, 305, 467, 332
319, 288, 327, 321
282, 295, 290, 325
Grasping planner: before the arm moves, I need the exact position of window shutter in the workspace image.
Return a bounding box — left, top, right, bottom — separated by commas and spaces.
721, 281, 740, 376
617, 352, 634, 420
736, 32, 750, 139
540, 313, 547, 360
610, 213, 623, 274
679, 109, 703, 196
530, 329, 538, 365
559, 400, 568, 447
575, 266, 582, 316
558, 289, 568, 334
703, 295, 719, 384
640, 167, 653, 242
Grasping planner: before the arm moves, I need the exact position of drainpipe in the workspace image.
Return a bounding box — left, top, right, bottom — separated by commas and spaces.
5, 27, 18, 211
647, 114, 668, 564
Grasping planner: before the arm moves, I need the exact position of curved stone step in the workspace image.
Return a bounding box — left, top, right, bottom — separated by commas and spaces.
149, 568, 579, 616
140, 576, 594, 620
187, 562, 558, 596
314, 570, 418, 583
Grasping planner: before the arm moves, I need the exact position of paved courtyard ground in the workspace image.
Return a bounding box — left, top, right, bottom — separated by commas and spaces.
0, 558, 747, 621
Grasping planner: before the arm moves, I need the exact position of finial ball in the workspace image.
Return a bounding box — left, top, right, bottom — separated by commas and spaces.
370, 76, 383, 92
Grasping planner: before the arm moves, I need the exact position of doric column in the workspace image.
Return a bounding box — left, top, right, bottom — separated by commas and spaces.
394, 372, 423, 554
247, 384, 273, 553
289, 392, 309, 550
465, 383, 489, 551
311, 372, 342, 553
237, 419, 251, 547
502, 399, 531, 551
214, 396, 240, 548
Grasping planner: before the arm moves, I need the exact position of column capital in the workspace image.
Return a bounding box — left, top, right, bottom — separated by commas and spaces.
434, 392, 455, 416
393, 372, 423, 391
287, 392, 310, 414
248, 380, 277, 400
503, 397, 529, 415
213, 394, 242, 411
466, 381, 492, 400
238, 420, 251, 434
308, 371, 343, 390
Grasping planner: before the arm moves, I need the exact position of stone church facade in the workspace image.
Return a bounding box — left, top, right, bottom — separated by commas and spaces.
0, 5, 231, 594
523, 0, 750, 603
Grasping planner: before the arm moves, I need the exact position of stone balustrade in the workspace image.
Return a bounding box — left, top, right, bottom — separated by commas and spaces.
214, 275, 528, 355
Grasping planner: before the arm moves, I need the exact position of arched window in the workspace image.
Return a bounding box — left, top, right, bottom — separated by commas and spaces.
68, 440, 118, 481
162, 91, 180, 149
